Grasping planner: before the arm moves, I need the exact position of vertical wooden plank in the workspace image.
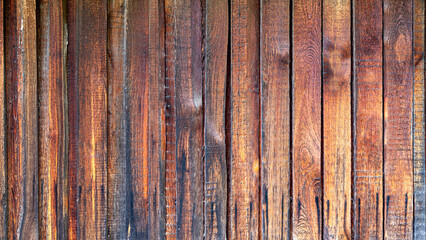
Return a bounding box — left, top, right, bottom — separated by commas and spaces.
67, 0, 107, 239
66, 0, 78, 237
292, 0, 322, 239
204, 0, 228, 238
107, 0, 128, 238
229, 0, 260, 239
413, 0, 425, 237
0, 0, 6, 238
353, 0, 383, 238
107, 0, 166, 237
148, 0, 166, 237
260, 0, 290, 239
173, 0, 204, 239
5, 0, 38, 239
383, 0, 413, 239
322, 0, 351, 239
164, 0, 178, 237
38, 0, 66, 239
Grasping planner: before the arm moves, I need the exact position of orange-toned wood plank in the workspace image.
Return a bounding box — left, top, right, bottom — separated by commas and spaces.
66, 0, 78, 237
107, 0, 166, 238
5, 0, 38, 238
204, 0, 228, 238
413, 0, 425, 237
292, 0, 322, 239
164, 0, 178, 238
147, 0, 166, 237
353, 0, 383, 238
384, 0, 413, 238
107, 0, 129, 237
173, 0, 204, 239
67, 0, 107, 239
38, 0, 66, 239
229, 0, 260, 238
260, 0, 290, 238
322, 0, 351, 238
0, 0, 5, 238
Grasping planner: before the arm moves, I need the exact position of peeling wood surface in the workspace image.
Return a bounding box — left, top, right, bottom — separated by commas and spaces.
1, 1, 424, 239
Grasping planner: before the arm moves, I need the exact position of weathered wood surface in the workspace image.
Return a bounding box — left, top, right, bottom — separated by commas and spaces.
383, 0, 413, 239
322, 0, 351, 239
229, 0, 260, 238
5, 0, 38, 239
260, 0, 290, 239
1, 1, 424, 239
38, 0, 66, 239
353, 0, 384, 239
292, 0, 322, 239
67, 0, 107, 239
414, 0, 425, 238
0, 0, 6, 238
204, 0, 228, 238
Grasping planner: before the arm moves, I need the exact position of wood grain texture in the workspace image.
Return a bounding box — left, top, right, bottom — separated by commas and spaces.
37, 0, 66, 239
383, 0, 413, 239
413, 0, 425, 238
0, 0, 5, 238
229, 0, 260, 238
5, 0, 39, 238
322, 0, 351, 239
204, 0, 228, 238
173, 0, 204, 239
67, 0, 107, 239
260, 0, 290, 239
164, 0, 178, 237
107, 0, 128, 237
353, 0, 384, 239
292, 0, 322, 239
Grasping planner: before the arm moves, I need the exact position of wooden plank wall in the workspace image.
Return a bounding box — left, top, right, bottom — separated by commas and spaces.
0, 0, 425, 239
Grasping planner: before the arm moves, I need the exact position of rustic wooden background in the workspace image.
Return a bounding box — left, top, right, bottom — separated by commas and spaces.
0, 0, 424, 239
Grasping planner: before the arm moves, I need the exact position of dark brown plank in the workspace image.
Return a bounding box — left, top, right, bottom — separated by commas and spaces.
67, 0, 107, 239
173, 0, 204, 239
37, 0, 66, 239
107, 0, 128, 238
204, 0, 228, 238
5, 0, 38, 238
228, 0, 260, 238
413, 0, 425, 237
383, 0, 413, 238
260, 0, 290, 239
292, 0, 322, 239
353, 0, 383, 238
0, 0, 5, 238
164, 0, 178, 237
322, 0, 351, 238
147, 0, 167, 238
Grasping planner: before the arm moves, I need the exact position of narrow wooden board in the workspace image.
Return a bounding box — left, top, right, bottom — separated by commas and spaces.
229, 0, 260, 238
353, 0, 384, 238
413, 0, 425, 238
5, 0, 39, 238
67, 0, 107, 239
148, 0, 166, 238
0, 0, 6, 238
260, 0, 290, 239
38, 0, 66, 239
204, 0, 228, 238
383, 0, 413, 238
322, 0, 351, 238
107, 0, 129, 238
164, 0, 178, 237
173, 0, 204, 239
292, 0, 322, 239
